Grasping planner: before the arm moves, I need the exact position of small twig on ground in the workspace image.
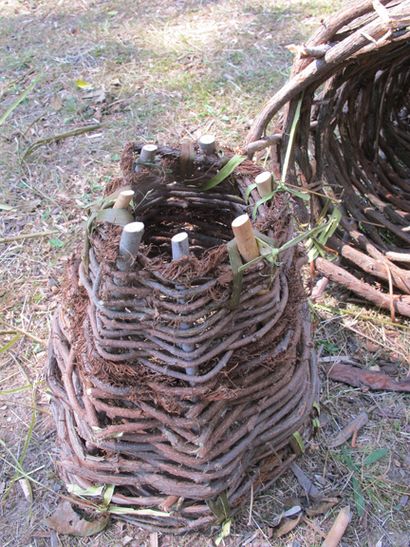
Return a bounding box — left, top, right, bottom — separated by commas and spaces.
247, 482, 254, 526
328, 411, 369, 449
0, 230, 58, 244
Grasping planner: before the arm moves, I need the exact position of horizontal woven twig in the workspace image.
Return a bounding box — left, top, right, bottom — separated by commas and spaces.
246, 0, 410, 318
47, 142, 318, 532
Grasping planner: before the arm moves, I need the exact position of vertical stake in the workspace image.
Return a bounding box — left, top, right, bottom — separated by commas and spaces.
171, 232, 195, 379
118, 222, 145, 271
255, 171, 273, 198
199, 134, 216, 155
114, 189, 135, 209
171, 232, 190, 260
231, 214, 259, 263
140, 144, 158, 163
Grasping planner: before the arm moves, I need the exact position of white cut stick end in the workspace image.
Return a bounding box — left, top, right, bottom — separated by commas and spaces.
199, 134, 216, 155
255, 171, 273, 198
171, 232, 189, 260
113, 189, 135, 209
231, 214, 259, 263
119, 222, 145, 269
140, 144, 158, 163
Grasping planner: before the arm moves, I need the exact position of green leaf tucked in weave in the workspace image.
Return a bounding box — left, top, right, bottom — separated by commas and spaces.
201, 155, 246, 190
306, 206, 341, 262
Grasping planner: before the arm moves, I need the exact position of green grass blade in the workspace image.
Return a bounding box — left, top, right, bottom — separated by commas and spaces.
0, 75, 41, 126
0, 334, 21, 354
363, 448, 389, 467
0, 384, 32, 396
352, 476, 365, 516
281, 96, 303, 184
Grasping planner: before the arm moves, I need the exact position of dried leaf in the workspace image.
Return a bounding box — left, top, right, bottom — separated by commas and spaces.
75, 79, 93, 90
0, 203, 14, 211
215, 518, 231, 546
274, 514, 302, 538
290, 431, 305, 455
18, 478, 33, 502
328, 411, 369, 449
46, 501, 109, 536
95, 208, 133, 226
66, 484, 105, 497
290, 463, 320, 498
305, 497, 340, 517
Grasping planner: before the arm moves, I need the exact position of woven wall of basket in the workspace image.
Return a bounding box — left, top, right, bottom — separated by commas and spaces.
246, 0, 410, 318
47, 140, 319, 532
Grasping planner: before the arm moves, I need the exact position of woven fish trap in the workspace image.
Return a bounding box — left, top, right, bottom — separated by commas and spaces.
47, 141, 318, 533
246, 0, 410, 318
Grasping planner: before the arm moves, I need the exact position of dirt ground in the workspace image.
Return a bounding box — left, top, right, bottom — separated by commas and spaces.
0, 0, 409, 545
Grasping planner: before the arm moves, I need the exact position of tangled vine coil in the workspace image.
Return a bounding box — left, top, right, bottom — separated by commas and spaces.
47, 142, 318, 533
246, 0, 410, 318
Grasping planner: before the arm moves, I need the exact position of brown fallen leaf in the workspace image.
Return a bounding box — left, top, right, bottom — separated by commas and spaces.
290, 462, 321, 498
46, 501, 109, 537
326, 362, 410, 392
306, 497, 340, 517
274, 514, 303, 538
328, 411, 369, 449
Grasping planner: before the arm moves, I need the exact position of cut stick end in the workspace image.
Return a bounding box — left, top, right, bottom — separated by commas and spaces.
171, 232, 189, 260
113, 189, 135, 209
231, 214, 259, 262
140, 144, 158, 162
255, 171, 273, 197
231, 213, 251, 229
199, 134, 216, 154
124, 221, 144, 234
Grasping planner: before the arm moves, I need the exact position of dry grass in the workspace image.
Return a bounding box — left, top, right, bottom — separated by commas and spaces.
1, 0, 409, 545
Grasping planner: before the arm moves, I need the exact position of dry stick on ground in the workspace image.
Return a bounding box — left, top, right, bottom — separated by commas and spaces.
21, 124, 102, 160
0, 230, 58, 244
328, 411, 369, 449
325, 362, 410, 392
322, 506, 352, 547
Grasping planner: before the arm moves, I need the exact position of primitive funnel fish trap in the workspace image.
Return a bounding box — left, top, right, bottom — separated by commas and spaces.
246, 0, 410, 318
48, 140, 318, 532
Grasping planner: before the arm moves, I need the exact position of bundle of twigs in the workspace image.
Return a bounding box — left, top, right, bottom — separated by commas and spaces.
246, 0, 410, 318
47, 140, 318, 532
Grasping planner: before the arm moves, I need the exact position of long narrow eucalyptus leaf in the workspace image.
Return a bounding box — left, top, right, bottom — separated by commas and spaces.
201, 155, 246, 190
281, 96, 303, 183
245, 182, 257, 202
